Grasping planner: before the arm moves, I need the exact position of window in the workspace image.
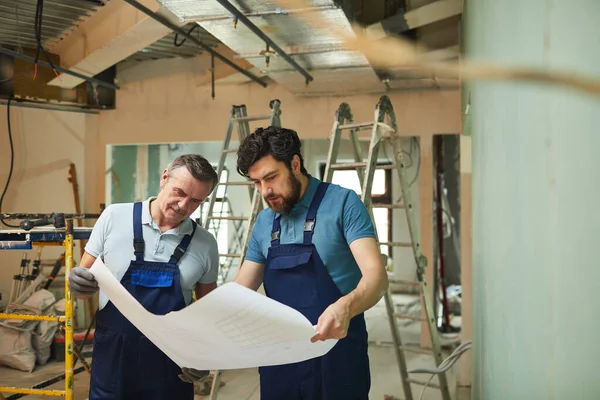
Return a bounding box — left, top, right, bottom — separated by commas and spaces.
319, 163, 392, 256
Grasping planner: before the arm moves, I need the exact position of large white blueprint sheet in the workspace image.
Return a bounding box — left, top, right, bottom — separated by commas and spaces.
89, 259, 337, 370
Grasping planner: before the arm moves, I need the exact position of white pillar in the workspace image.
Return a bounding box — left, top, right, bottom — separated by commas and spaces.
465, 1, 600, 398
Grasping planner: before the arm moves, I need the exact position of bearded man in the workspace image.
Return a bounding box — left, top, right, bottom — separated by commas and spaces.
233, 126, 389, 400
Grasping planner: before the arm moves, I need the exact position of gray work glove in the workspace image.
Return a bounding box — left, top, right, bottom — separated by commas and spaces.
179, 367, 210, 383
68, 267, 99, 296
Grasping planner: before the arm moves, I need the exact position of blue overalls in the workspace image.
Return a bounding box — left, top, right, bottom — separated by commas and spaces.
90, 202, 196, 400
259, 182, 371, 400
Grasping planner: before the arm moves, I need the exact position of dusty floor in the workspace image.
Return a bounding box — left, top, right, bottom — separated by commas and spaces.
0, 294, 465, 400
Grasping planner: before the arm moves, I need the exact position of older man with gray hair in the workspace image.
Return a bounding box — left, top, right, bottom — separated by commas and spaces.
68, 154, 219, 400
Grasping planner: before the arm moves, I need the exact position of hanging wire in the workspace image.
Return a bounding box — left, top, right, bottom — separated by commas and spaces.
174, 24, 201, 47
410, 340, 473, 400
33, 0, 61, 81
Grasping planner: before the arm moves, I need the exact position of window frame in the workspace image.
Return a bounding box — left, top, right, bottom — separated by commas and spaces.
318, 162, 393, 257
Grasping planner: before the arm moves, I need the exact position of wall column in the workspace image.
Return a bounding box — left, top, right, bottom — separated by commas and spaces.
465, 1, 600, 398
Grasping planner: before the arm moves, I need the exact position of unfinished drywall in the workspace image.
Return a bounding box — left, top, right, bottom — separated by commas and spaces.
105, 132, 437, 290
105, 137, 402, 280
86, 85, 460, 227
91, 71, 462, 289
467, 0, 600, 398
0, 105, 87, 312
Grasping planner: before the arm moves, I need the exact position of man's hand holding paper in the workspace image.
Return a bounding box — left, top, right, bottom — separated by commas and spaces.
88, 258, 337, 371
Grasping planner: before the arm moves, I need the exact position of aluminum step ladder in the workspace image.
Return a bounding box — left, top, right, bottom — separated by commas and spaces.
322, 95, 451, 400
201, 197, 245, 285
203, 100, 282, 400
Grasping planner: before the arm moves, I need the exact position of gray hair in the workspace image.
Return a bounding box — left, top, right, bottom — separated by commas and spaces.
167, 154, 218, 190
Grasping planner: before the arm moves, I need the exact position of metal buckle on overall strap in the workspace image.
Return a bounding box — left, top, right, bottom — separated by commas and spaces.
304, 219, 315, 232
271, 231, 280, 241
172, 245, 186, 261
133, 239, 145, 254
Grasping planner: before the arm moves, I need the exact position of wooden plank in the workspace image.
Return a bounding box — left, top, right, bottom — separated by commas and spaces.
68, 163, 96, 323
46, 0, 173, 88
419, 134, 434, 348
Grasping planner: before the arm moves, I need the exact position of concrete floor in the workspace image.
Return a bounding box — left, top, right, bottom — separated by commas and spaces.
0, 294, 464, 400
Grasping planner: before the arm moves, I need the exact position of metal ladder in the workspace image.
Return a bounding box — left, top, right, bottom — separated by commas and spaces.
8, 251, 41, 303
322, 95, 451, 400
202, 99, 282, 400
201, 197, 245, 285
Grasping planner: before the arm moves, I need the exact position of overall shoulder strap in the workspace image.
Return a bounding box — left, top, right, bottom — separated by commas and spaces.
169, 220, 198, 264
132, 202, 145, 262
303, 182, 330, 244
270, 215, 282, 246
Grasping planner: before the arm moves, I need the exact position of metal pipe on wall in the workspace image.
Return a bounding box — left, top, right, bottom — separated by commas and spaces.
189, 5, 336, 22
122, 0, 267, 88
212, 0, 314, 84
0, 99, 100, 115
234, 43, 350, 59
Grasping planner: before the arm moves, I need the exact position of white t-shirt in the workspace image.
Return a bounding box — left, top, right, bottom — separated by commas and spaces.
85, 198, 218, 310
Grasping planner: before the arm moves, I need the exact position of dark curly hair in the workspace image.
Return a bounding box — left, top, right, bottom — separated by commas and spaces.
236, 126, 308, 178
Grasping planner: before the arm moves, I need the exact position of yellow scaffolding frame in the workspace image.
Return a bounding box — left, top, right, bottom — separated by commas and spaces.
0, 219, 75, 399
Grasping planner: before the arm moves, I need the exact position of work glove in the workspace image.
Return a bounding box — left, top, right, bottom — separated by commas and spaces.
68, 267, 99, 296
179, 367, 210, 383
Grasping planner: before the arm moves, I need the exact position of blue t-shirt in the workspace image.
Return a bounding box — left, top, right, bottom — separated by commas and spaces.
245, 176, 376, 295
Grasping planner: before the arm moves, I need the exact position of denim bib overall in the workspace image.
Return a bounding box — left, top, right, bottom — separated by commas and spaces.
89, 202, 196, 399
259, 182, 371, 399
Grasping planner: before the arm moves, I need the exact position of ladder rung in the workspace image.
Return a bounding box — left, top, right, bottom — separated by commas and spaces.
329, 163, 397, 171
223, 148, 238, 153
394, 313, 425, 321
399, 345, 433, 355
330, 162, 368, 170
389, 279, 421, 286
372, 203, 405, 209
378, 241, 413, 247
233, 114, 272, 122
337, 121, 394, 132
219, 181, 254, 186
208, 216, 248, 221
407, 378, 440, 389
338, 121, 375, 130
219, 253, 242, 258
377, 164, 397, 170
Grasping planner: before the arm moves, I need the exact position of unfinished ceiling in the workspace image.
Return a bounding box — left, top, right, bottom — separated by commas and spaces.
0, 0, 462, 97
0, 0, 103, 51
156, 0, 386, 95
154, 0, 461, 95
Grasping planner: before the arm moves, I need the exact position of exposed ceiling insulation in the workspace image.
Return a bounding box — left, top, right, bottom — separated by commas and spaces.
156, 0, 387, 95
0, 0, 103, 50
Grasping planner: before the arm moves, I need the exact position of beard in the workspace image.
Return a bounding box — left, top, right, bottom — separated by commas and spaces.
265, 172, 302, 214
